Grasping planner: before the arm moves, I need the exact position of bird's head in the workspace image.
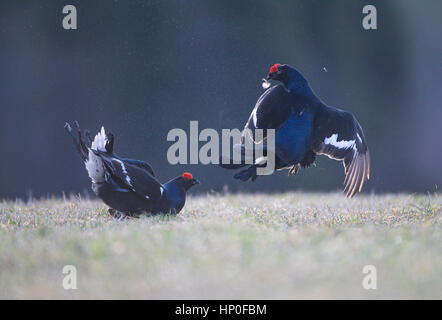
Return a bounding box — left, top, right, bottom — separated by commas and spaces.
266, 63, 309, 93
177, 172, 200, 191
267, 63, 287, 82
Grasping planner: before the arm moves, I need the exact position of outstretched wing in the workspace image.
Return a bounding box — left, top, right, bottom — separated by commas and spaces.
243, 84, 302, 142
96, 151, 163, 202
312, 106, 370, 198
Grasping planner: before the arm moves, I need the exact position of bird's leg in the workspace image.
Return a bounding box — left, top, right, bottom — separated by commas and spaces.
233, 164, 266, 182
108, 208, 129, 220
234, 165, 256, 182
117, 213, 128, 221
108, 208, 118, 218
288, 164, 301, 176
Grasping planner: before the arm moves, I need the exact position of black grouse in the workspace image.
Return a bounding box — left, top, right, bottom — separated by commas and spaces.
65, 121, 199, 218
220, 64, 370, 198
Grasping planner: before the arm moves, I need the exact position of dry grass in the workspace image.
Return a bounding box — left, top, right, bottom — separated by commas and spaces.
0, 192, 441, 299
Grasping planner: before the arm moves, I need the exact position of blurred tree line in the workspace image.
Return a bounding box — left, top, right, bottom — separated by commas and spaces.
0, 0, 441, 198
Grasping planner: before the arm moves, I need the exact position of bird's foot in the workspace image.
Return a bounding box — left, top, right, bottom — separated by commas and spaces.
288, 164, 301, 176
108, 208, 130, 220
118, 214, 128, 221
233, 166, 258, 182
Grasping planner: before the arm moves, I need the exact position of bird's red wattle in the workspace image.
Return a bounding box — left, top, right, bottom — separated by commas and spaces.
270, 64, 281, 74
182, 172, 193, 180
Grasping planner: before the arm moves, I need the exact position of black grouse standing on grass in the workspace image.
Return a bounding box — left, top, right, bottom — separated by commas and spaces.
220, 64, 370, 198
65, 121, 199, 218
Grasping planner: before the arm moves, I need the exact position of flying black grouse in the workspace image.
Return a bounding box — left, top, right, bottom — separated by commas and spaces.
65, 121, 199, 218
220, 64, 370, 198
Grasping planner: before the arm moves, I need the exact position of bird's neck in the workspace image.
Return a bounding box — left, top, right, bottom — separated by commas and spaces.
285, 79, 315, 97
163, 179, 186, 207
283, 68, 316, 98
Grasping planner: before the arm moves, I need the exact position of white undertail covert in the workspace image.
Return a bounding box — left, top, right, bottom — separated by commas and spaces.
85, 127, 107, 183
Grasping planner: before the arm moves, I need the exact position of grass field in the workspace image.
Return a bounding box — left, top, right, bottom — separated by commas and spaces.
0, 192, 441, 299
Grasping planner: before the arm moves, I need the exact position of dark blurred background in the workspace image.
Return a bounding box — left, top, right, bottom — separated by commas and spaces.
1, 0, 441, 198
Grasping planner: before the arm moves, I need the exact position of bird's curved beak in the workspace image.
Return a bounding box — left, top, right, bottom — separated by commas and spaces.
192, 179, 200, 185
267, 71, 279, 80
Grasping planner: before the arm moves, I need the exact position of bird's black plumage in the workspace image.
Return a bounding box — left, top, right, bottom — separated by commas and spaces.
221, 64, 370, 198
65, 121, 199, 217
